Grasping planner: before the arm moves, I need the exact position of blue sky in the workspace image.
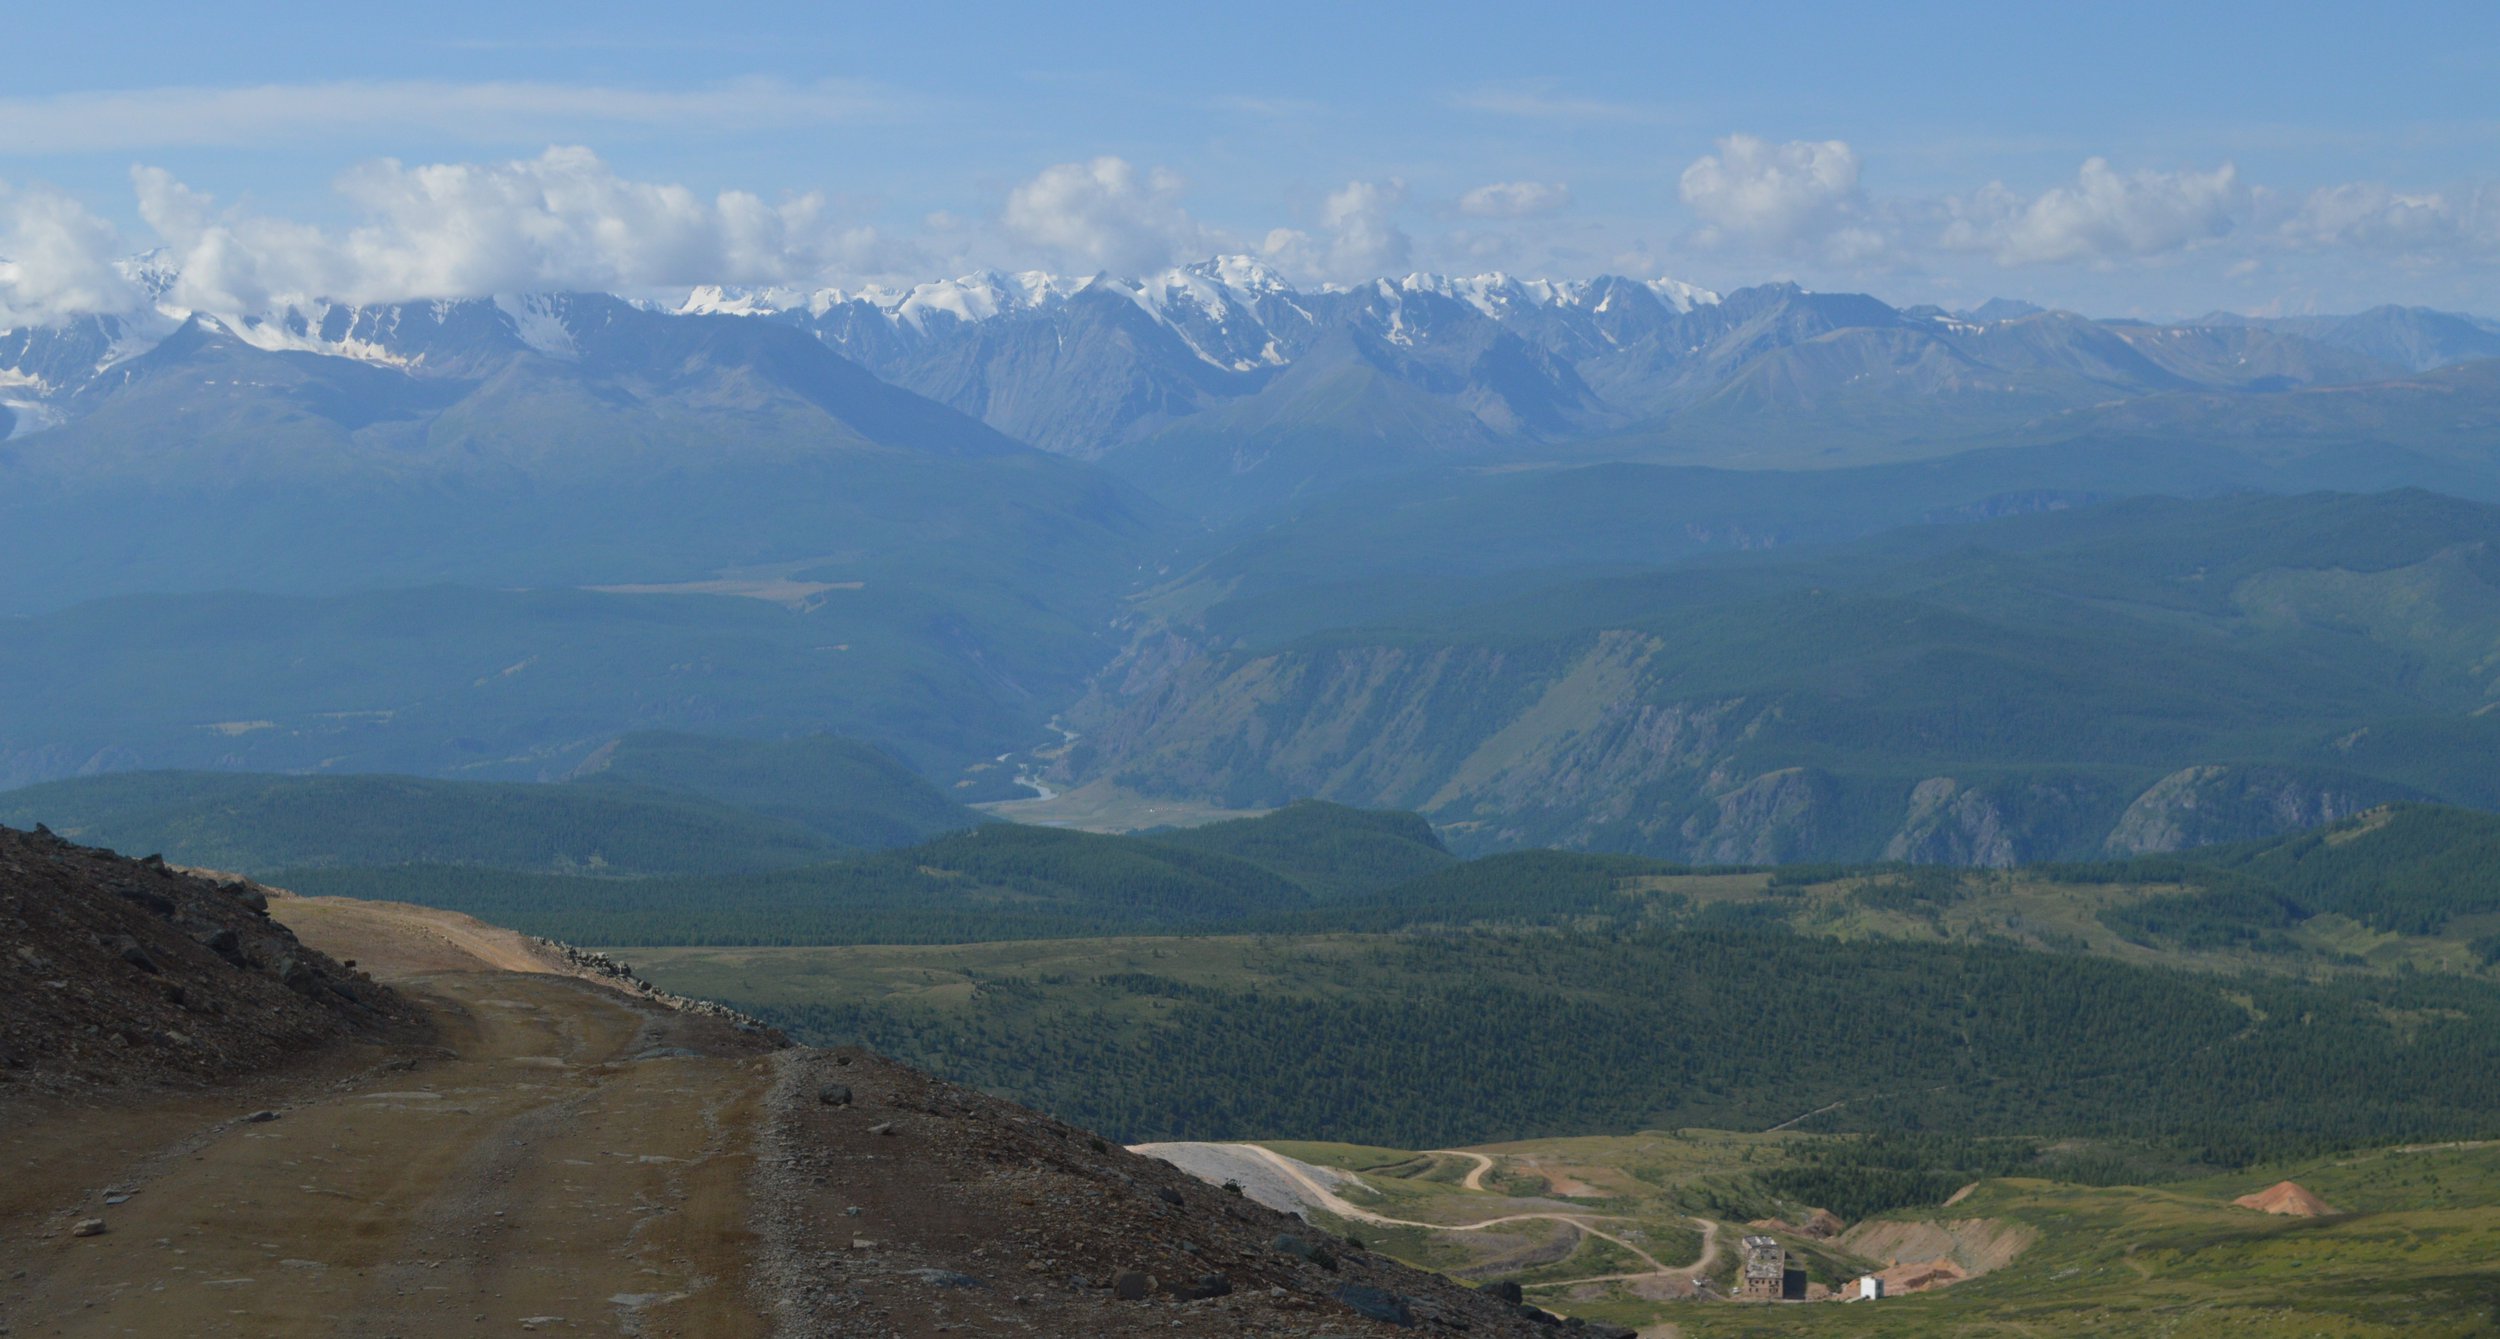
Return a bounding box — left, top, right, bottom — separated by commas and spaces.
3, 0, 2498, 316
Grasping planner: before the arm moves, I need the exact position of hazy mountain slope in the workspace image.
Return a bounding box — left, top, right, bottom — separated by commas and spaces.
2006, 357, 2500, 487
566, 731, 980, 849
6, 267, 2479, 540
737, 266, 2443, 518
0, 583, 1111, 793
0, 770, 840, 875
1063, 491, 2500, 862
1100, 328, 1525, 521
0, 297, 1170, 611
264, 799, 1447, 944
1142, 799, 1456, 898
2199, 304, 2500, 373
849, 284, 1267, 458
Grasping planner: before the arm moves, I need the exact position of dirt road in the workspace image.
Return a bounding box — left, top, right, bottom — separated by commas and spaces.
1433, 1149, 1496, 1191
1137, 1142, 1718, 1292
3, 912, 776, 1338
4, 879, 1614, 1339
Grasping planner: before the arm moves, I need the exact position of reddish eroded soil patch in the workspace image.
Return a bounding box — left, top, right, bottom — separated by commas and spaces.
2234, 1180, 2337, 1216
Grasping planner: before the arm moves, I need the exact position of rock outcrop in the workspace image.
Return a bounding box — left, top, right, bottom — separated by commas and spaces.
0, 824, 419, 1103
2104, 766, 2419, 855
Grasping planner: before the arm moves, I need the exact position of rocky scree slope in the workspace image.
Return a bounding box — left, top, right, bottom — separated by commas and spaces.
0, 823, 419, 1102
757, 1045, 1624, 1336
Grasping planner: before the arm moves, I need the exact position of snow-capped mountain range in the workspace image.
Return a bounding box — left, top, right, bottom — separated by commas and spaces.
8, 251, 2499, 526
0, 255, 1714, 422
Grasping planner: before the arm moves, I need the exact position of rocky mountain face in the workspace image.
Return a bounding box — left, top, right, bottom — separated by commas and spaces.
1066, 636, 2431, 865
3, 261, 2493, 538
0, 823, 418, 1102
0, 290, 1166, 609
744, 266, 2430, 506
1062, 493, 2500, 865
2196, 304, 2500, 373
2101, 765, 2422, 856
4, 262, 2489, 494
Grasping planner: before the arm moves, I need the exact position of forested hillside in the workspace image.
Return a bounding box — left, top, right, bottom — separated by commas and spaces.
565, 732, 979, 849
1065, 490, 2500, 863
678, 927, 2500, 1154
0, 732, 981, 876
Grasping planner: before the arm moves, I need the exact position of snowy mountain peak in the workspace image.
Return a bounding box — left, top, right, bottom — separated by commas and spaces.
1394, 271, 1719, 318
881, 270, 1082, 329
678, 284, 816, 318
1641, 277, 1719, 313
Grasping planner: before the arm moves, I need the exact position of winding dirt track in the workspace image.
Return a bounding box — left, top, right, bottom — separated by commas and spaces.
1432, 1149, 1496, 1191
1180, 1144, 1718, 1292
2, 906, 776, 1339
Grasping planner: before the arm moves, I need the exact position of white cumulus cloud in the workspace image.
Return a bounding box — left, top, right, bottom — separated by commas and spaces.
131, 148, 869, 312
1001, 157, 1221, 277
1678, 134, 1886, 261
1942, 159, 2249, 266
1457, 181, 1571, 219
0, 183, 146, 326
1261, 179, 1413, 284
2281, 181, 2500, 258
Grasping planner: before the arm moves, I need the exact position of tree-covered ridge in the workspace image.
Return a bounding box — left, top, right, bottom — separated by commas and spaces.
0, 731, 986, 877
568, 731, 979, 850
2068, 803, 2500, 944
746, 927, 2500, 1155
1141, 799, 1455, 898
0, 770, 837, 876
240, 800, 2500, 965
265, 838, 1291, 946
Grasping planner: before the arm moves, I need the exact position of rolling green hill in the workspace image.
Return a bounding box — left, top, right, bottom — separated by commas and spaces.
263, 799, 1442, 944
0, 770, 833, 876
0, 733, 983, 877
1140, 799, 1456, 897
539, 805, 2500, 1159
0, 581, 1118, 795
639, 924, 2500, 1155
566, 731, 979, 849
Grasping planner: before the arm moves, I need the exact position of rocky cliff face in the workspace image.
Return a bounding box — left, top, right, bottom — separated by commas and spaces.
2102, 765, 2423, 855
1879, 777, 2122, 869
1064, 628, 2434, 865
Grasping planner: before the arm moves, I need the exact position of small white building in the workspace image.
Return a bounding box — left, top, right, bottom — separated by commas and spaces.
1854, 1275, 1885, 1301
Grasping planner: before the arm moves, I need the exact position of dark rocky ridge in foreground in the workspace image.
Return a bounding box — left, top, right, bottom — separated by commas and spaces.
0, 823, 420, 1102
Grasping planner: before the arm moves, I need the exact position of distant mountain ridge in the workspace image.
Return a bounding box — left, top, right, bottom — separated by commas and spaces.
1060, 490, 2500, 864
11, 260, 2494, 522
702, 265, 2464, 505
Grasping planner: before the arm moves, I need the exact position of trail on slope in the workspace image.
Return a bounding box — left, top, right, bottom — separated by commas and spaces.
5, 906, 776, 1339
1138, 1142, 1718, 1288
1433, 1149, 1496, 1191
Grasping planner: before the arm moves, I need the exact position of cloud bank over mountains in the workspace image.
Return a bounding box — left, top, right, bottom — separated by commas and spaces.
4, 130, 2497, 326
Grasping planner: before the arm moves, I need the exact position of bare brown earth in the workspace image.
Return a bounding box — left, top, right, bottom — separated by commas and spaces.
2, 909, 778, 1337
2233, 1179, 2338, 1216
1835, 1217, 2039, 1294
4, 859, 1584, 1337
